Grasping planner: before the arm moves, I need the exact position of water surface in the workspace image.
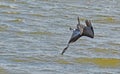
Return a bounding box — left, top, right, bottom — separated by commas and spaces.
0, 0, 120, 74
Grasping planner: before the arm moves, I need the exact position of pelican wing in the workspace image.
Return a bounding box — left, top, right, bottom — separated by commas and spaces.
83, 27, 94, 38
83, 20, 94, 38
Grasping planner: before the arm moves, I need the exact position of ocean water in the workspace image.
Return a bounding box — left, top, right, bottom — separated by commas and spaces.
0, 0, 120, 74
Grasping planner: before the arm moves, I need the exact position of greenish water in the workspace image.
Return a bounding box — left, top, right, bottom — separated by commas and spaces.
0, 0, 120, 74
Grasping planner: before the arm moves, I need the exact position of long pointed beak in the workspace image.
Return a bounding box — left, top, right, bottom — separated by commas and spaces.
61, 44, 69, 55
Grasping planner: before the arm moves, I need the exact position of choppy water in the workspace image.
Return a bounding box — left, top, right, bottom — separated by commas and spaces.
0, 0, 120, 74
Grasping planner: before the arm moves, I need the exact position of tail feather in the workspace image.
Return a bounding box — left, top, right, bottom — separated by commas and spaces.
77, 17, 80, 24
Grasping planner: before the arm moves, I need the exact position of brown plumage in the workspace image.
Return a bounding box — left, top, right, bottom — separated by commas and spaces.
61, 17, 94, 55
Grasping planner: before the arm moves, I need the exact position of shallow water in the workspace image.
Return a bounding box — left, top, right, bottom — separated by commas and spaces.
0, 0, 120, 74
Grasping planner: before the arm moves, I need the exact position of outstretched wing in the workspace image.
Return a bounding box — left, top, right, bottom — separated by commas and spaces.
83, 20, 94, 38
83, 27, 94, 38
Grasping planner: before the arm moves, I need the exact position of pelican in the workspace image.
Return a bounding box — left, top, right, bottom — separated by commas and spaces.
61, 17, 94, 55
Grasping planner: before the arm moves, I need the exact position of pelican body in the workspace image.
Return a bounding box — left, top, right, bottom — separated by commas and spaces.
61, 17, 94, 55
